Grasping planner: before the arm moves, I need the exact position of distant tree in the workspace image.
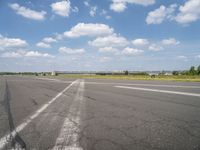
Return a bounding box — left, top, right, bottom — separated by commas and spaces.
172, 71, 179, 75
189, 66, 197, 75
197, 65, 200, 75
124, 70, 129, 75
159, 70, 166, 75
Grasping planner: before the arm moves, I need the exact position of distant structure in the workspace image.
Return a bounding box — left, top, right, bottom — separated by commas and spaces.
51, 71, 56, 76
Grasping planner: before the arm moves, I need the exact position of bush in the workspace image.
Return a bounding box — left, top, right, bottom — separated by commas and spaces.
124, 70, 129, 75
172, 71, 179, 75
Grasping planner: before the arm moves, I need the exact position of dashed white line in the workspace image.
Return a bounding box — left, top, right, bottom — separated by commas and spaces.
53, 80, 85, 150
115, 86, 200, 97
0, 80, 79, 150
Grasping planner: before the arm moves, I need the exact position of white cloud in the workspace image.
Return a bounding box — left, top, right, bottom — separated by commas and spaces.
59, 47, 85, 54
148, 44, 163, 51
90, 6, 97, 17
122, 47, 143, 55
162, 38, 180, 45
89, 34, 129, 47
9, 3, 46, 20
132, 38, 149, 46
43, 37, 57, 43
196, 55, 200, 59
25, 51, 54, 57
177, 55, 188, 61
51, 0, 71, 17
1, 50, 54, 58
175, 0, 200, 24
84, 1, 90, 7
177, 55, 187, 59
0, 35, 28, 49
100, 9, 107, 15
99, 47, 118, 53
99, 57, 111, 62
105, 15, 112, 20
110, 2, 126, 12
100, 10, 112, 20
64, 23, 114, 38
110, 0, 155, 12
72, 6, 79, 13
146, 4, 177, 24
36, 42, 51, 48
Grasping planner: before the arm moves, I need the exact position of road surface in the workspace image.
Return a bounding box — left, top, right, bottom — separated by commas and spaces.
0, 76, 200, 150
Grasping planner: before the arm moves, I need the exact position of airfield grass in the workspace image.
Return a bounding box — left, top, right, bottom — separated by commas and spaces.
55, 74, 200, 82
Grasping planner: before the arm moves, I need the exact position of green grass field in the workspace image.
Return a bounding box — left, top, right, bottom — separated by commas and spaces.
55, 74, 200, 82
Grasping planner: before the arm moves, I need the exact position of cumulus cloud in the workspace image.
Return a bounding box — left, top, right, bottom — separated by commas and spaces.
51, 0, 71, 17
148, 44, 163, 51
36, 42, 51, 48
162, 38, 180, 45
110, 2, 126, 12
1, 50, 54, 58
196, 55, 200, 59
64, 23, 114, 38
0, 35, 28, 49
146, 4, 177, 24
132, 38, 149, 46
90, 6, 97, 17
99, 57, 112, 62
89, 34, 129, 47
177, 55, 188, 61
175, 0, 200, 24
84, 1, 90, 7
9, 3, 46, 20
43, 37, 57, 43
98, 47, 118, 53
59, 47, 85, 54
122, 47, 143, 55
110, 0, 155, 12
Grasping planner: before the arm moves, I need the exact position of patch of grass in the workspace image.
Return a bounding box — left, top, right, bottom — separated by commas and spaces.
54, 74, 200, 82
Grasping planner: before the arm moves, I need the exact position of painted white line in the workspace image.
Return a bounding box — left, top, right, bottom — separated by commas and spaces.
0, 80, 79, 150
53, 80, 84, 150
36, 77, 73, 83
35, 77, 200, 89
115, 86, 200, 97
86, 81, 200, 89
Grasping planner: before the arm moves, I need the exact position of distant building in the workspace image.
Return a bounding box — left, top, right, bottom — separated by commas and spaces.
51, 71, 56, 76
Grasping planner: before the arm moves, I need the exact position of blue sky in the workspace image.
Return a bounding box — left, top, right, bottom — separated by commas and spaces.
0, 0, 200, 72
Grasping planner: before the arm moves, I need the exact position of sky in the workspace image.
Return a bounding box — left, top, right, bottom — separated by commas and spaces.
0, 0, 200, 72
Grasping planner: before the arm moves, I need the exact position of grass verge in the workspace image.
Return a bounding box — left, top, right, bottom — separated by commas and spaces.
52, 74, 200, 82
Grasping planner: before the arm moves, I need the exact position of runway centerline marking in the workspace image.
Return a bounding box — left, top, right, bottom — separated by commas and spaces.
0, 79, 79, 150
53, 79, 84, 150
115, 86, 200, 97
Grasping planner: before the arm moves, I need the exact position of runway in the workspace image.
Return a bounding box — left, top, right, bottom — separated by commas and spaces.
0, 76, 200, 150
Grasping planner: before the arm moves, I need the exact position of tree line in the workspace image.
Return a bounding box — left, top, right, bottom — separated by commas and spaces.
173, 65, 200, 75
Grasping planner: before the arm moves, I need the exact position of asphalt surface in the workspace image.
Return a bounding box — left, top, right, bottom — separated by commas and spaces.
0, 76, 200, 150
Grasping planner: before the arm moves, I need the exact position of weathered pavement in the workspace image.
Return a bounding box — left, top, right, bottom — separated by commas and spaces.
0, 76, 200, 150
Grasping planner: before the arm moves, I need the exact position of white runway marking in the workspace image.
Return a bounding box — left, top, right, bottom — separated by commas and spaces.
37, 77, 73, 83
115, 86, 200, 97
87, 81, 200, 88
53, 80, 84, 150
36, 77, 200, 89
0, 80, 79, 150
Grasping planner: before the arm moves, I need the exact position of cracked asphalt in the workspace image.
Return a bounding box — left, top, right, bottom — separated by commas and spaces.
0, 76, 200, 150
